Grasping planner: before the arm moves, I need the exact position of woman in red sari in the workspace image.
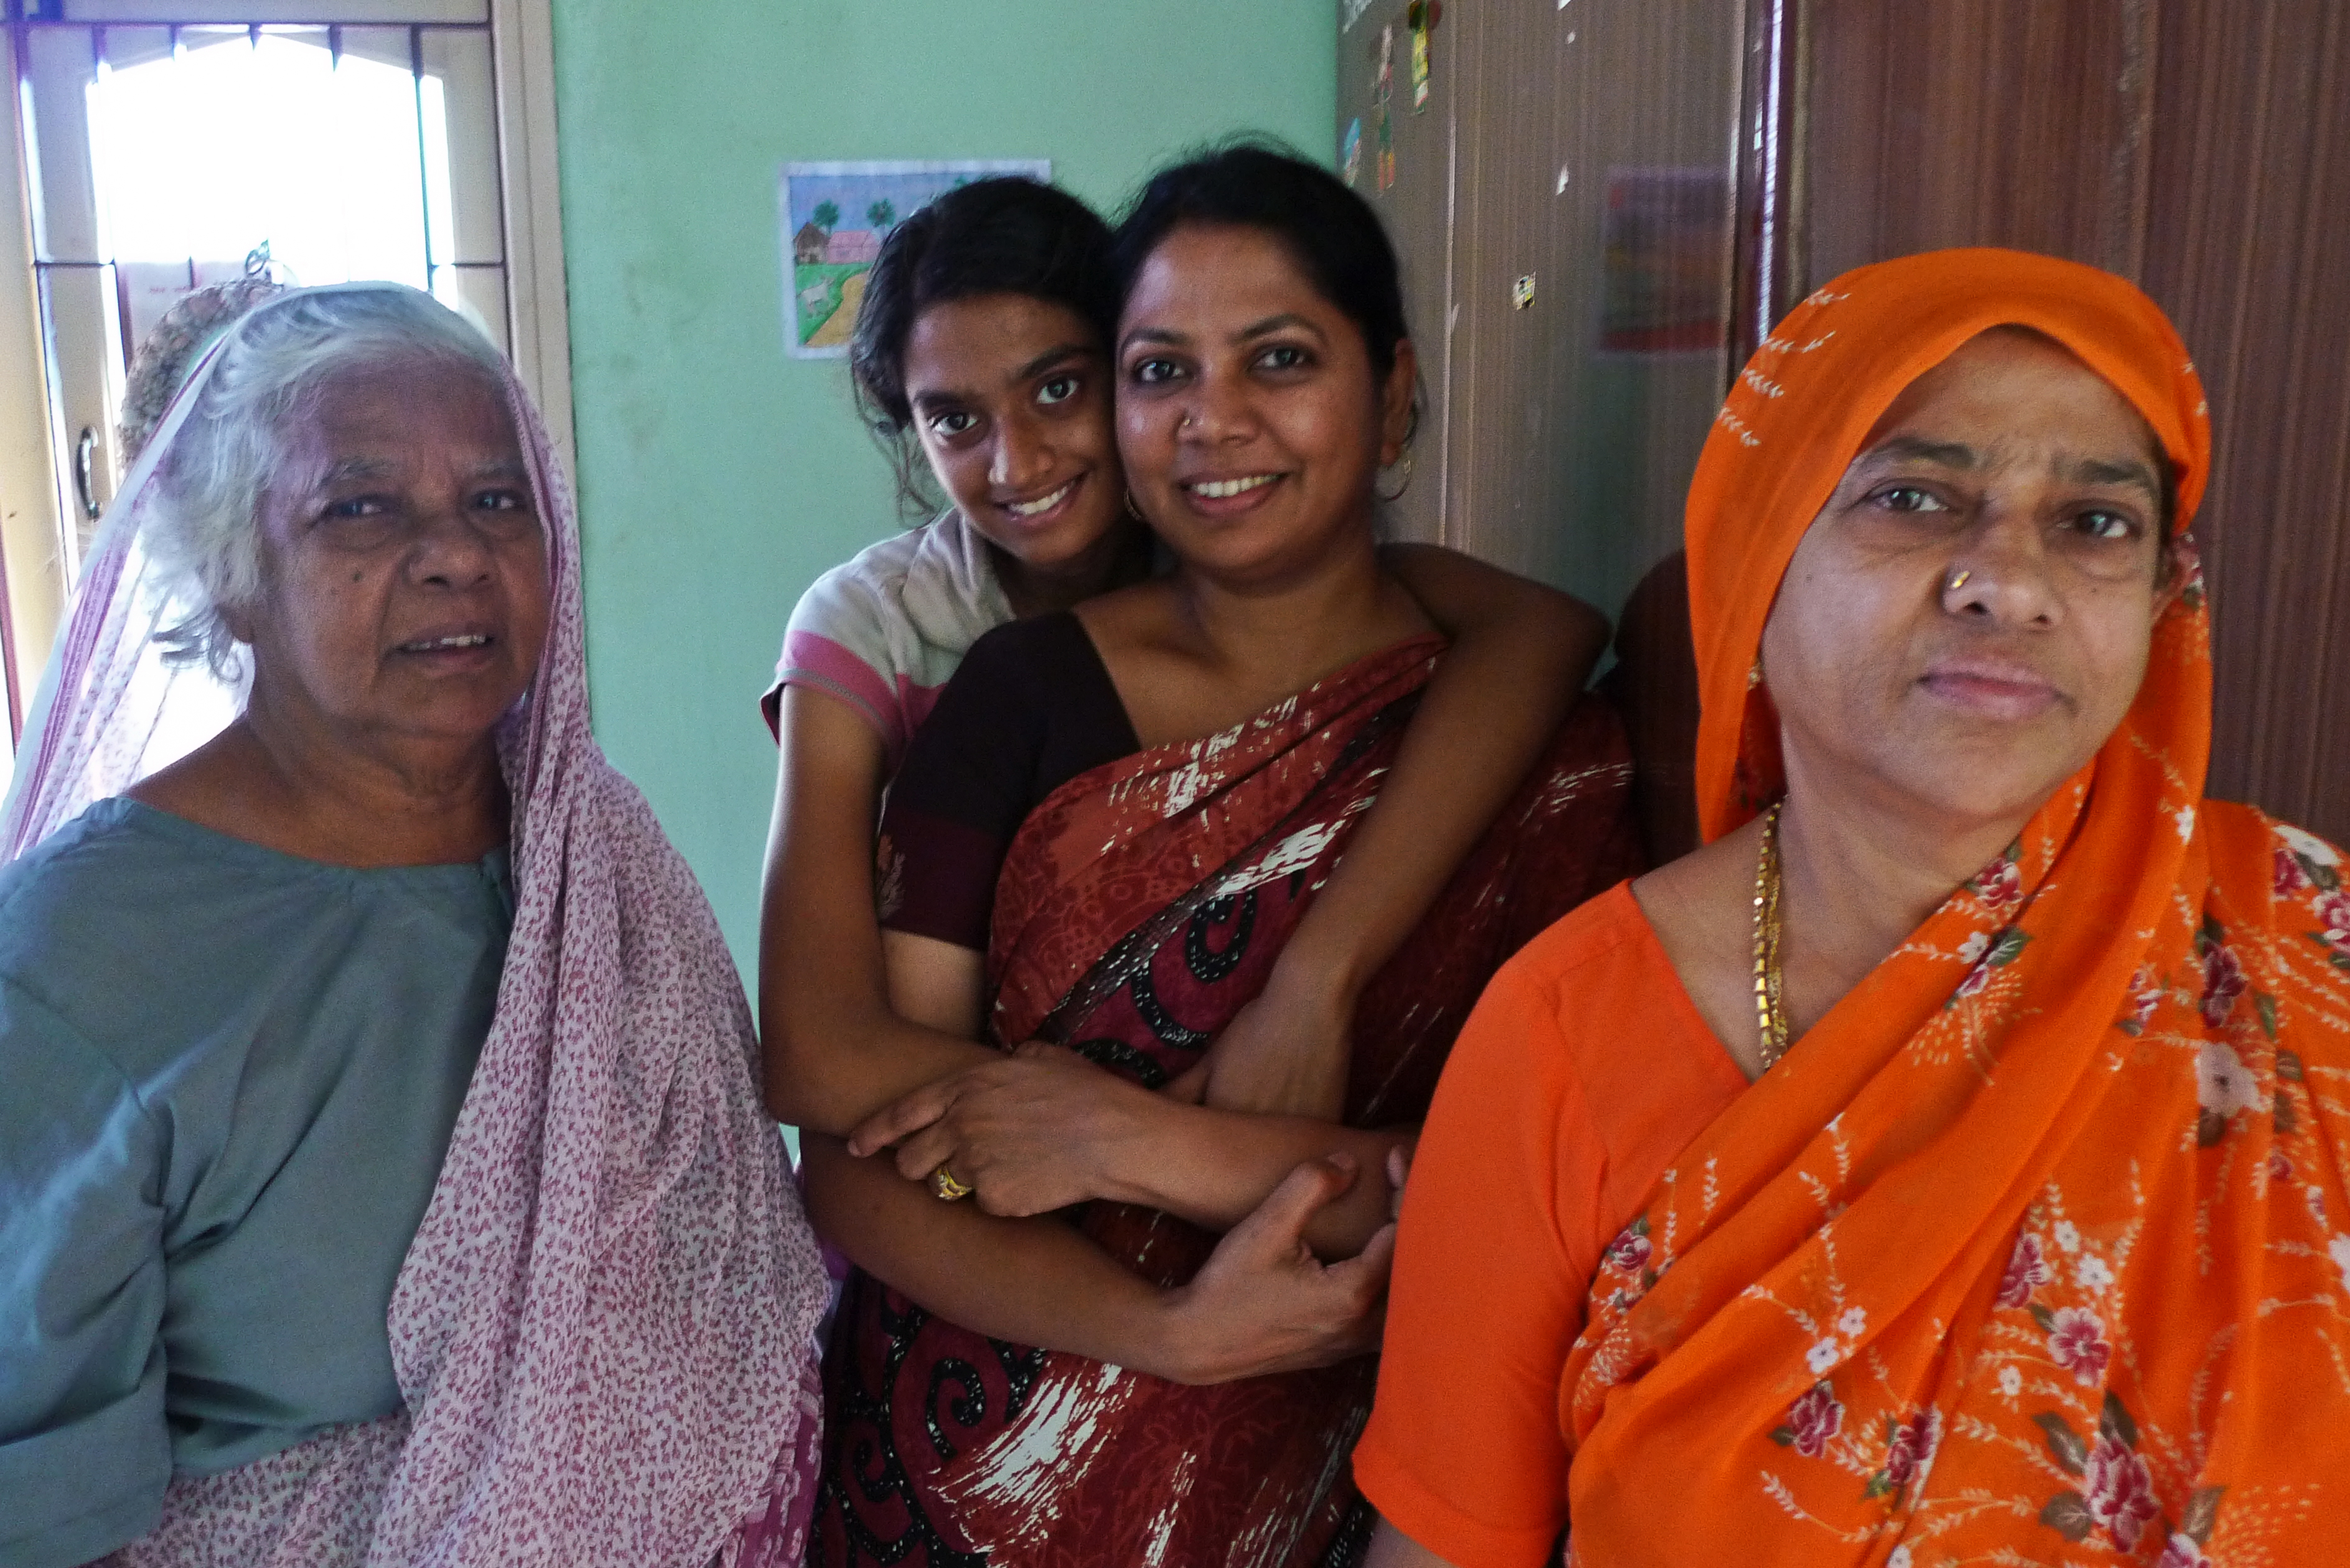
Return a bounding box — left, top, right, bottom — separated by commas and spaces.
798, 149, 1641, 1566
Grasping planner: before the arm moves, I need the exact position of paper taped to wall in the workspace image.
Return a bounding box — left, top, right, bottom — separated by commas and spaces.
780, 159, 1050, 359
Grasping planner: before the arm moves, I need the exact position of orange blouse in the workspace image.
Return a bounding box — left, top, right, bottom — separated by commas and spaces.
1353, 882, 1745, 1566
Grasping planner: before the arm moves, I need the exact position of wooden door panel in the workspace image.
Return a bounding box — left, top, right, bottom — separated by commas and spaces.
2142, 0, 2350, 839
1805, 0, 2156, 283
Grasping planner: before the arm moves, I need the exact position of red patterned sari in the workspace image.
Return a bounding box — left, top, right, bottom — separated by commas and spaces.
811, 638, 1639, 1568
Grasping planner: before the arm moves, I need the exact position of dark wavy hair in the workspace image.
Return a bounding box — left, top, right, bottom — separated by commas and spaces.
848, 177, 1118, 513
1111, 142, 1417, 409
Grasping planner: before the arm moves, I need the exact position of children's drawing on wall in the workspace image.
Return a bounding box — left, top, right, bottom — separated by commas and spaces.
780, 159, 1049, 358
1598, 167, 1731, 355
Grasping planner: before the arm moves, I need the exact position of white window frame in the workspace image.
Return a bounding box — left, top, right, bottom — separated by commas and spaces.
0, 0, 574, 734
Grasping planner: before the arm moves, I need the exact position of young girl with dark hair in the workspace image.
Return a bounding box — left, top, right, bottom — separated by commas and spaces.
780, 151, 1641, 1566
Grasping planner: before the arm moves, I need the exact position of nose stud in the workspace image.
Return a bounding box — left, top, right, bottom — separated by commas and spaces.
1945, 568, 1972, 594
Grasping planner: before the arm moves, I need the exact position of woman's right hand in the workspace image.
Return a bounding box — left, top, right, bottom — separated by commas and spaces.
1151, 1153, 1397, 1384
849, 1042, 1158, 1216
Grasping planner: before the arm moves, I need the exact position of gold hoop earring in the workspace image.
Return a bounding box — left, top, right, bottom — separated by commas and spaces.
1375, 446, 1415, 503
1123, 488, 1145, 523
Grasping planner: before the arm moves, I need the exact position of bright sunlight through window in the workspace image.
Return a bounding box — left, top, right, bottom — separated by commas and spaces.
87, 30, 451, 297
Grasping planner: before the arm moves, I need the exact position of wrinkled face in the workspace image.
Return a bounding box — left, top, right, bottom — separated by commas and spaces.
901, 293, 1125, 570
1115, 223, 1415, 586
1759, 327, 2175, 828
232, 356, 548, 751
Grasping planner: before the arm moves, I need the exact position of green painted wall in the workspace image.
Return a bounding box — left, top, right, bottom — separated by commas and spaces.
548, 1, 1337, 976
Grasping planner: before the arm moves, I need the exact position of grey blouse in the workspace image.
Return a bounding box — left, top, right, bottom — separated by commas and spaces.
0, 799, 510, 1568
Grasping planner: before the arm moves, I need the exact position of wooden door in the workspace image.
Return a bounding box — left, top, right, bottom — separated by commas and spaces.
2141, 2, 2350, 844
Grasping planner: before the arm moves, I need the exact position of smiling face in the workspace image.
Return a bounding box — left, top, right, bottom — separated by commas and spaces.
1759, 327, 2175, 829
1115, 223, 1415, 587
230, 355, 548, 757
901, 292, 1125, 577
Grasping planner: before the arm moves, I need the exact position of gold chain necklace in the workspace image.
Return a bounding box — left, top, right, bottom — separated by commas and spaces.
1752, 800, 1791, 1071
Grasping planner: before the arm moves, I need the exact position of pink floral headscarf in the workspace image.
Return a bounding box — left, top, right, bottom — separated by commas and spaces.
2, 284, 825, 1566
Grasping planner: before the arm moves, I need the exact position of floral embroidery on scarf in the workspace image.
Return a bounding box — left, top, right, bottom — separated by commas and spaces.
2312, 888, 2350, 971
2118, 962, 2166, 1035
1602, 1215, 1662, 1313
2275, 823, 2341, 897
1968, 842, 2025, 917
1948, 926, 2029, 1006
2081, 1430, 2160, 1548
1773, 1382, 1845, 1460
2157, 1529, 2219, 1568
2160, 913, 2293, 1146
1995, 1231, 2052, 1309
2039, 1305, 2113, 1386
2031, 1394, 2167, 1551
2195, 917, 2248, 1028
1604, 1215, 1654, 1276
2194, 1040, 2261, 1127
1863, 1407, 1940, 1501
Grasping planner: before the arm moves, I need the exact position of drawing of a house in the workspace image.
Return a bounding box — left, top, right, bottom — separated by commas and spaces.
783, 161, 1050, 356
822, 229, 882, 264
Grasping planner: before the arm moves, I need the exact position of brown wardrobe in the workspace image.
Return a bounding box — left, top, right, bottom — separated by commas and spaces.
1340, 0, 2350, 848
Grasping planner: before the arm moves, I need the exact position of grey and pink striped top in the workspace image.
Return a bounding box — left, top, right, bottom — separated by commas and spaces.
762, 510, 1014, 773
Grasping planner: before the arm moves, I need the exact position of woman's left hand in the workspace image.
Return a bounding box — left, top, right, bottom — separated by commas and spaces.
846, 1043, 1158, 1216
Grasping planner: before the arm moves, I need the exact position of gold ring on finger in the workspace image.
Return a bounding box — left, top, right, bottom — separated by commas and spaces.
930, 1163, 974, 1202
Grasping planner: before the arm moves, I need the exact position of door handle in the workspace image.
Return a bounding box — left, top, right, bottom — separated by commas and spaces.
73, 426, 101, 521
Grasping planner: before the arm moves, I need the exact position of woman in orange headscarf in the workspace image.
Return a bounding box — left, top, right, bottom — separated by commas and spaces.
1352, 248, 2350, 1567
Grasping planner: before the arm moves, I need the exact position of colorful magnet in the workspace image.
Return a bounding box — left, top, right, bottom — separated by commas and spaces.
1407, 1, 1439, 111
1512, 274, 1538, 310
1342, 118, 1364, 188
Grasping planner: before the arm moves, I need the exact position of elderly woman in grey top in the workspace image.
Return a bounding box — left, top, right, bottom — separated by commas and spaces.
0, 286, 825, 1568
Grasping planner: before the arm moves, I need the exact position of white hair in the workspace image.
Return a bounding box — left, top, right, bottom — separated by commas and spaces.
145, 287, 512, 676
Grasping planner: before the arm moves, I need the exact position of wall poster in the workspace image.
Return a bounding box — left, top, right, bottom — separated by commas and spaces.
1598, 167, 1732, 355
780, 159, 1051, 358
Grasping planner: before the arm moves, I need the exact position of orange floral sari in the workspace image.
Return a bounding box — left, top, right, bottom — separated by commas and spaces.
1561, 250, 2350, 1566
